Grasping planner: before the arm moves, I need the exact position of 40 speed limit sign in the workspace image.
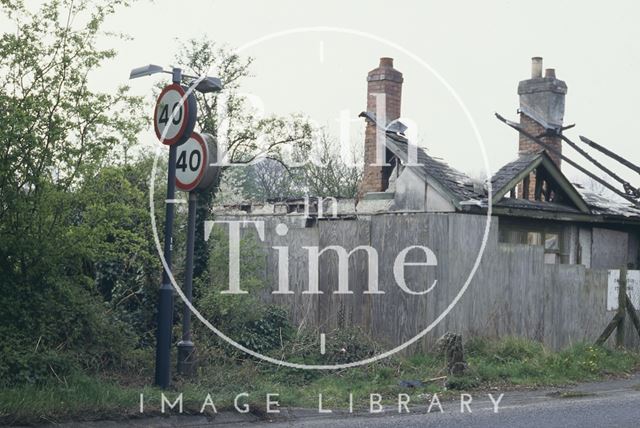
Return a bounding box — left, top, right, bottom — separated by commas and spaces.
154, 83, 197, 146
175, 132, 219, 192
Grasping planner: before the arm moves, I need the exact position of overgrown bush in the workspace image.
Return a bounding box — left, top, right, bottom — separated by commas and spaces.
0, 0, 151, 385
0, 274, 136, 385
193, 228, 294, 358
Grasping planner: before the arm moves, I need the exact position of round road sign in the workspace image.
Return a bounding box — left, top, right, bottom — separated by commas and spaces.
175, 132, 219, 192
153, 83, 197, 146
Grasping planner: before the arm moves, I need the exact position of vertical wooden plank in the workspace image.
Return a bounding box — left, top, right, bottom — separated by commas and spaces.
616, 265, 627, 347
317, 219, 371, 332
216, 212, 633, 355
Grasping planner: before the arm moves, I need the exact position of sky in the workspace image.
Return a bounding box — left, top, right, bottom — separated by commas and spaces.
7, 0, 640, 189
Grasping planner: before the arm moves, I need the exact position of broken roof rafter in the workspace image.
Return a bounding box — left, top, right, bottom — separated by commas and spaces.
495, 112, 639, 206
579, 135, 640, 176
537, 155, 590, 211
512, 109, 640, 201
557, 133, 639, 199
490, 151, 590, 213
517, 105, 576, 134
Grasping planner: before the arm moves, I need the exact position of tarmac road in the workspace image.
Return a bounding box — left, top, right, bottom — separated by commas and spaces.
241, 390, 640, 428
235, 374, 640, 428
40, 374, 640, 428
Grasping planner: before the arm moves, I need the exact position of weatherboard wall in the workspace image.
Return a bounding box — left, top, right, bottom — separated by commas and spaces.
213, 212, 639, 352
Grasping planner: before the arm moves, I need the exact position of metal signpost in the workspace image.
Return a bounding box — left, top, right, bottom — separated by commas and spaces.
129, 64, 221, 388
175, 132, 219, 375
152, 69, 196, 389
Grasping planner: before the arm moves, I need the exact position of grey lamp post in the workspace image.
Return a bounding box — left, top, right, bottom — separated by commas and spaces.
129, 64, 221, 388
177, 190, 197, 376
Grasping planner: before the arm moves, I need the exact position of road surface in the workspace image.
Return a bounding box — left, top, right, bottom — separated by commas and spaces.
41, 374, 640, 428
240, 387, 640, 428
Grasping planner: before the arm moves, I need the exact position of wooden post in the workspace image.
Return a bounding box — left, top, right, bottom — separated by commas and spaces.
435, 333, 467, 375
595, 266, 632, 347
625, 295, 640, 341
595, 311, 625, 346
615, 265, 628, 348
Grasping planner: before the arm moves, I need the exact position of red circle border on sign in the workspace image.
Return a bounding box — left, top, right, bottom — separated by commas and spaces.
153, 83, 190, 146
176, 132, 208, 192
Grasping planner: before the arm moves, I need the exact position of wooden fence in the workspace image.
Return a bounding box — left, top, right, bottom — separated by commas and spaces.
214, 212, 638, 352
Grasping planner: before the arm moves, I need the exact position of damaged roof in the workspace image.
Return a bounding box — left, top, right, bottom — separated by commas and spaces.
488, 154, 640, 222
575, 185, 640, 219
359, 111, 640, 223
384, 132, 485, 206
490, 151, 542, 196
494, 197, 583, 214
489, 150, 590, 213
360, 110, 484, 207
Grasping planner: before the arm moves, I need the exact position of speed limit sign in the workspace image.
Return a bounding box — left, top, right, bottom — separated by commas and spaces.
154, 83, 197, 146
175, 132, 219, 192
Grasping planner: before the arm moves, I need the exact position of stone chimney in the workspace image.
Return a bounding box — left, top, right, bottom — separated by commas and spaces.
517, 57, 567, 198
358, 57, 403, 198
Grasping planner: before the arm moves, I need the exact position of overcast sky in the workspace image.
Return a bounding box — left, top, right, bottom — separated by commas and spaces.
10, 0, 640, 189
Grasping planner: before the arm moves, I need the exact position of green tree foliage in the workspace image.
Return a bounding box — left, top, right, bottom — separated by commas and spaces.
172, 37, 315, 283
0, 0, 151, 384
73, 160, 165, 343
0, 0, 360, 387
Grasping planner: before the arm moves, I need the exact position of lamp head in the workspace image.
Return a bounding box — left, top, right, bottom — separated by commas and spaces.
195, 76, 223, 93
129, 64, 165, 80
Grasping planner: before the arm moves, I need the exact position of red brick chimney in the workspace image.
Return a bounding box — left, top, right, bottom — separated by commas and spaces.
517, 57, 567, 199
358, 57, 403, 198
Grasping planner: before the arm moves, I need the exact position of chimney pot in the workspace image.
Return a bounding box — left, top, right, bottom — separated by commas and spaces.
517, 56, 567, 184
379, 57, 394, 68
531, 57, 543, 78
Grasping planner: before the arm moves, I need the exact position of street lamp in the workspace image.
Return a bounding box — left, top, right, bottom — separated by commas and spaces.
130, 64, 222, 92
195, 76, 223, 93
129, 64, 165, 79
130, 64, 221, 388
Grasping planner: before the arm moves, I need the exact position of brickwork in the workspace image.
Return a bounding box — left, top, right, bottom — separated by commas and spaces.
517, 114, 563, 199
358, 58, 403, 198
516, 58, 567, 200
518, 114, 562, 166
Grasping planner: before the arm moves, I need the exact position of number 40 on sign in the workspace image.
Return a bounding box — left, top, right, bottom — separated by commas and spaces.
153, 83, 197, 146
175, 132, 219, 192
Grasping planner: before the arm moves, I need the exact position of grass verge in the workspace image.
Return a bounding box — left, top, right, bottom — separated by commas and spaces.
2, 337, 639, 425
